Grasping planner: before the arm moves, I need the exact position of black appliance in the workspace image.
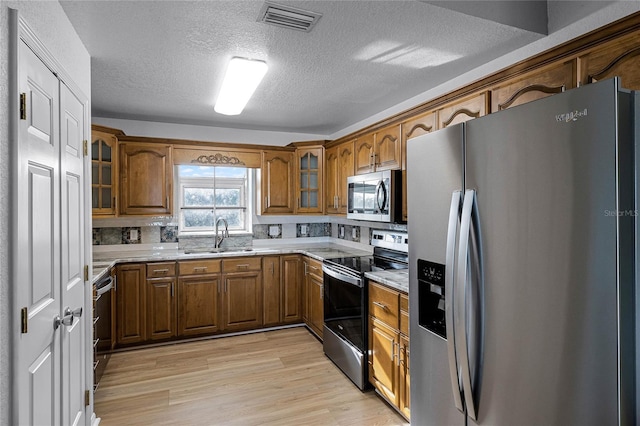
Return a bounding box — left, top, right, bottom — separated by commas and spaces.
322, 229, 408, 390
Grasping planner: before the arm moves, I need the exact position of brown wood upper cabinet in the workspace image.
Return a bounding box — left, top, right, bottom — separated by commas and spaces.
578, 30, 640, 90
355, 124, 401, 174
490, 61, 575, 112
325, 140, 354, 215
119, 142, 173, 215
91, 126, 121, 217
296, 146, 324, 214
437, 92, 488, 129
261, 150, 295, 214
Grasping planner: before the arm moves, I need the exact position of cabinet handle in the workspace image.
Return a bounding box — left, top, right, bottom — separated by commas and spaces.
320, 284, 323, 300
307, 264, 318, 271
153, 268, 169, 274
395, 342, 400, 367
304, 262, 308, 275
171, 283, 174, 297
373, 301, 388, 311
391, 340, 396, 363
236, 264, 249, 270
193, 267, 207, 273
334, 195, 338, 209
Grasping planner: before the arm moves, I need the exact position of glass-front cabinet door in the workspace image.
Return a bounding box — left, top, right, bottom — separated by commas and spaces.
91, 129, 118, 217
297, 147, 324, 214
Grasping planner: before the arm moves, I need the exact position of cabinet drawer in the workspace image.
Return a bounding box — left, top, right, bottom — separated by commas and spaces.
400, 293, 409, 336
179, 259, 221, 276
223, 257, 261, 272
147, 262, 176, 278
400, 294, 409, 312
369, 281, 400, 328
305, 257, 323, 276
400, 310, 409, 336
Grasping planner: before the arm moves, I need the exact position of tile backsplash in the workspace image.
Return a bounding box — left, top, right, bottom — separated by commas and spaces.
92, 219, 405, 247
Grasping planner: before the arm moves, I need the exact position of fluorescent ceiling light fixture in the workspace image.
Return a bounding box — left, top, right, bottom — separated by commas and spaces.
214, 57, 268, 115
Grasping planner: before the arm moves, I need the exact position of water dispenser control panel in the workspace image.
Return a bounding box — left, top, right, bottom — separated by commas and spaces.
417, 259, 447, 339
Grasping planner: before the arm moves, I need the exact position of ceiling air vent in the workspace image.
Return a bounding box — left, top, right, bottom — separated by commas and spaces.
257, 1, 322, 33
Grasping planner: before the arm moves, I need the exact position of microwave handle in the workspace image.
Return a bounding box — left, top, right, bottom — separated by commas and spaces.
375, 180, 387, 211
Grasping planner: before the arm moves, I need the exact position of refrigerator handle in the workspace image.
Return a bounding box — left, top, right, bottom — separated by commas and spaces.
445, 190, 464, 413
456, 189, 484, 421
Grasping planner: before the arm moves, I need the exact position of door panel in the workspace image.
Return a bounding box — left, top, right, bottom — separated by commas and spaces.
16, 40, 61, 426
465, 80, 622, 425
406, 124, 465, 426
60, 82, 87, 426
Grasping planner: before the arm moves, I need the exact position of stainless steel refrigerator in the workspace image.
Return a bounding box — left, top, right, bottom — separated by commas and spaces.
407, 78, 637, 425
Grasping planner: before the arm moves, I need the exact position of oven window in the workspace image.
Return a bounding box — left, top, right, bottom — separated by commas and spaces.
324, 272, 365, 351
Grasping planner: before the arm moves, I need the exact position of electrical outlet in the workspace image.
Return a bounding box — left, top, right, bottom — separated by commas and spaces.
339, 226, 345, 238
352, 227, 358, 240
301, 225, 308, 235
269, 225, 280, 237
130, 229, 138, 240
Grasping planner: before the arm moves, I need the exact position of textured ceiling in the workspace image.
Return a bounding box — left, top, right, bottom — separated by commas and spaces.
60, 1, 553, 134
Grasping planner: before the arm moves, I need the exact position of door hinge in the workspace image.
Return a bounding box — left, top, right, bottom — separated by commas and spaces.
19, 93, 26, 120
85, 389, 90, 406
84, 265, 89, 282
21, 307, 28, 333
83, 140, 88, 157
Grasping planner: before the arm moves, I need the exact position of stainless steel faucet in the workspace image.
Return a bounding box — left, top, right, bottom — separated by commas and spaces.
214, 217, 229, 248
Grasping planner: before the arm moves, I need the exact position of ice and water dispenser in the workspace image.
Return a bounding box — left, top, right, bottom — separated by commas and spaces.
417, 259, 447, 338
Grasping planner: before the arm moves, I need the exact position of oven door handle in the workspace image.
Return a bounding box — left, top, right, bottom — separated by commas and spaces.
322, 265, 363, 287
96, 277, 113, 296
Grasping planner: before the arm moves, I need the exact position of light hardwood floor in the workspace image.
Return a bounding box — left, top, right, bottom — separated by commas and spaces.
94, 327, 409, 425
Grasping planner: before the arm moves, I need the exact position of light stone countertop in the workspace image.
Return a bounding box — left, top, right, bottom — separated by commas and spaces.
365, 269, 409, 294
91, 243, 375, 285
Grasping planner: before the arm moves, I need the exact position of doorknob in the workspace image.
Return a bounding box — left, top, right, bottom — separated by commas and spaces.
66, 307, 83, 319
53, 307, 83, 330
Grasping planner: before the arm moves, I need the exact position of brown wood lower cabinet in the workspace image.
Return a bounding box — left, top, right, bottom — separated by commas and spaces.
303, 256, 324, 339
281, 255, 302, 323
177, 274, 220, 336
146, 277, 176, 340
368, 280, 410, 420
116, 263, 146, 345
115, 255, 306, 347
262, 256, 282, 326
222, 271, 263, 332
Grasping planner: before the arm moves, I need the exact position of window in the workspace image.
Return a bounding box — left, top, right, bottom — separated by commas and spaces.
177, 165, 250, 234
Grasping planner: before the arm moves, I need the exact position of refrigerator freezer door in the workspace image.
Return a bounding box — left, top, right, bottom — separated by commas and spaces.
464, 78, 629, 425
408, 123, 465, 426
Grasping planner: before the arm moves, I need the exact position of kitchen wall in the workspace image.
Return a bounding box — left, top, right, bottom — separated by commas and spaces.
93, 116, 329, 146
92, 213, 408, 251
0, 2, 91, 424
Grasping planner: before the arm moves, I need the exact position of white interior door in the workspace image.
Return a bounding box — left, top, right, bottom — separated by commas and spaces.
60, 82, 87, 426
16, 39, 61, 426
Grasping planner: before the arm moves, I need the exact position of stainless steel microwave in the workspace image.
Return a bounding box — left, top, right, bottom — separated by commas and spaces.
346, 170, 402, 222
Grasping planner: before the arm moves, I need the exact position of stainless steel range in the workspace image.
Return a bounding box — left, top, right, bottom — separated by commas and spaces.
322, 229, 408, 390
